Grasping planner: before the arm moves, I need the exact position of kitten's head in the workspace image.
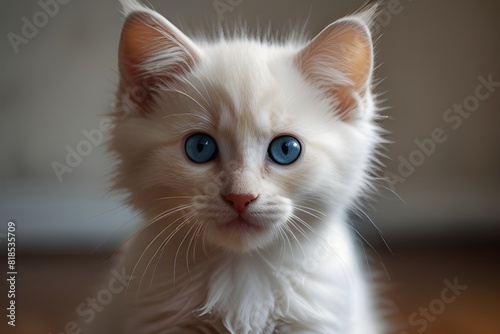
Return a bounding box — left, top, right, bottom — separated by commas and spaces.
111, 1, 380, 252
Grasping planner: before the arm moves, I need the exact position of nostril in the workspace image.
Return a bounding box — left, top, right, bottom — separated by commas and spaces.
222, 193, 257, 213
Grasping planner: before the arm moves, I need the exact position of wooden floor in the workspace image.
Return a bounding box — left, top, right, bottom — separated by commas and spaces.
1, 239, 499, 334
379, 240, 500, 334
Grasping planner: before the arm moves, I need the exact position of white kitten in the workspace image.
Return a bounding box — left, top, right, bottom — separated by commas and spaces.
111, 1, 384, 333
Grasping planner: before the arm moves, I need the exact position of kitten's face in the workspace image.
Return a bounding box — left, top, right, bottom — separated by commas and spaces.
112, 9, 377, 252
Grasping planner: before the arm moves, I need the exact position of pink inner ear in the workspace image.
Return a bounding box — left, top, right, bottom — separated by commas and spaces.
332, 87, 359, 121
118, 12, 198, 113
296, 19, 373, 119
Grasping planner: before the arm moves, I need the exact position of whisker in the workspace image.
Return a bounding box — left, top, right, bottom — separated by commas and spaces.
143, 213, 196, 290
355, 208, 393, 255
160, 112, 212, 124
292, 204, 327, 217
182, 79, 211, 110
201, 224, 209, 257
290, 215, 353, 282
101, 197, 192, 257
289, 212, 323, 244
346, 222, 386, 267
288, 217, 312, 244
283, 221, 306, 259
173, 218, 199, 283
279, 225, 293, 269
129, 204, 193, 249
126, 206, 193, 295
93, 205, 148, 255
153, 195, 195, 201
103, 201, 191, 263
163, 88, 211, 115
188, 220, 203, 268
373, 180, 408, 205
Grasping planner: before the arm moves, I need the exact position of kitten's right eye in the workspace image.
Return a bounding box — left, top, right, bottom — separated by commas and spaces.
185, 133, 218, 163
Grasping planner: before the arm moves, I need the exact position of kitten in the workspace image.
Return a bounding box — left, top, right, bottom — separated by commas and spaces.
111, 0, 384, 333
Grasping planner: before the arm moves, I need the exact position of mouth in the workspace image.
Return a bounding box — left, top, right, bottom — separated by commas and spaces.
220, 216, 263, 233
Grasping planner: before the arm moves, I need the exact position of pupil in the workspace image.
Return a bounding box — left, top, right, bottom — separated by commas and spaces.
197, 139, 207, 152
282, 142, 289, 155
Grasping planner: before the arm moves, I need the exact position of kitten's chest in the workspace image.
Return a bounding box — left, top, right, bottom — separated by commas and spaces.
129, 259, 279, 333
164, 255, 346, 333
127, 224, 355, 333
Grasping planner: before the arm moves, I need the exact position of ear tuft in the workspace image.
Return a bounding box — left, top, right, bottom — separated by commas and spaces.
119, 0, 148, 17
296, 16, 374, 119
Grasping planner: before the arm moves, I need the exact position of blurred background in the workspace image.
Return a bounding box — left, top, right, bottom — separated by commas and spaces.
0, 0, 499, 333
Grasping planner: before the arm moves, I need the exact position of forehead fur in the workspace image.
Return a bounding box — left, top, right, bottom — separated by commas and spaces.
166, 40, 340, 140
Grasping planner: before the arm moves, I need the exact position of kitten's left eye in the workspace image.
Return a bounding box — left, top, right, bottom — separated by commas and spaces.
185, 133, 218, 163
268, 135, 302, 165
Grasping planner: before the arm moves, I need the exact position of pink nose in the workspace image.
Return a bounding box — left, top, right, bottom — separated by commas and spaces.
222, 193, 257, 213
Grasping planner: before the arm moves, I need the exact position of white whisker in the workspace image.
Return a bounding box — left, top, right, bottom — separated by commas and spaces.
146, 213, 196, 289
173, 218, 199, 282
127, 207, 193, 295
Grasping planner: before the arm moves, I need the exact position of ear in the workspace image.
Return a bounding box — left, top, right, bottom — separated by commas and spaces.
118, 7, 201, 113
296, 18, 374, 119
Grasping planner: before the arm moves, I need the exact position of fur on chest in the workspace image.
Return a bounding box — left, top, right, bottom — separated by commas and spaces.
130, 254, 353, 334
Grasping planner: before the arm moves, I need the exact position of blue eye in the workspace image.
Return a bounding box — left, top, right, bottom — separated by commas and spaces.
185, 133, 217, 163
268, 135, 302, 165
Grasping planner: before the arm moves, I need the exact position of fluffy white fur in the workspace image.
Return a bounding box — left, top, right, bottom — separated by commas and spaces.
111, 1, 384, 333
